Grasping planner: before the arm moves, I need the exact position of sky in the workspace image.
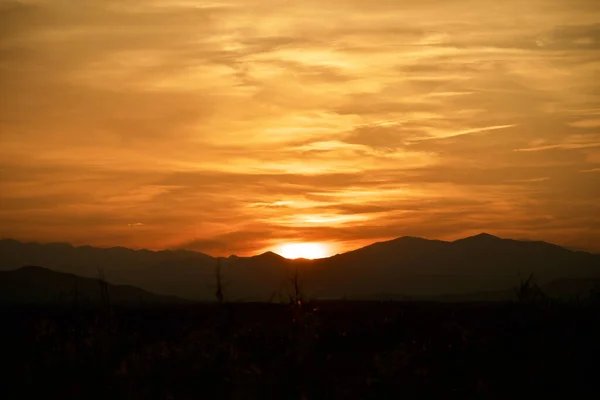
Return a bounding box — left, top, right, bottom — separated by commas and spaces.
1, 0, 600, 256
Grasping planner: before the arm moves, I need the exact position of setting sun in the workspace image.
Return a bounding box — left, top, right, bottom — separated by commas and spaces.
275, 243, 330, 260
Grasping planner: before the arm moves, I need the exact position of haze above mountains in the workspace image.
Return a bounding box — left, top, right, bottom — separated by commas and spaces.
1, 234, 599, 302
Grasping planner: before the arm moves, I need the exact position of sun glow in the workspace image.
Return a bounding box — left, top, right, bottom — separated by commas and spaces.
275, 243, 330, 260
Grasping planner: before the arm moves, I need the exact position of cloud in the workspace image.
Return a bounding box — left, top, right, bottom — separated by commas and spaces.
569, 119, 600, 128
514, 135, 600, 152
1, 0, 600, 254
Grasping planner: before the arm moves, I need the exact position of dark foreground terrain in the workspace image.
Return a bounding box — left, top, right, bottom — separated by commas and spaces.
1, 300, 599, 399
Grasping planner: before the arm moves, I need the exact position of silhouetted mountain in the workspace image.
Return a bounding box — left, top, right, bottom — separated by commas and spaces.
454, 232, 501, 242
0, 266, 191, 306
256, 251, 285, 260
302, 233, 600, 299
1, 235, 599, 301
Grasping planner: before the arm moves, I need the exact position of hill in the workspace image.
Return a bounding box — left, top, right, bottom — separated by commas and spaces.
0, 266, 191, 306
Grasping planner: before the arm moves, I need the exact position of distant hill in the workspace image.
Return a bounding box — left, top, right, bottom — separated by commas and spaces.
0, 266, 191, 306
1, 234, 599, 301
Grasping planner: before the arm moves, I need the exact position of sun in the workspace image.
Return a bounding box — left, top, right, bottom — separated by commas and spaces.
275, 243, 329, 260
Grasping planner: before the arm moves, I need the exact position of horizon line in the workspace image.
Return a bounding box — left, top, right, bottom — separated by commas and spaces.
2, 232, 596, 258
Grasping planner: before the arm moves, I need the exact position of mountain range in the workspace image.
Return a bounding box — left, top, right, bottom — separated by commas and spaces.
1, 234, 599, 302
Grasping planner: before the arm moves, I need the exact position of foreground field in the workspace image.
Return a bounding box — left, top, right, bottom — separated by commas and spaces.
1, 301, 599, 399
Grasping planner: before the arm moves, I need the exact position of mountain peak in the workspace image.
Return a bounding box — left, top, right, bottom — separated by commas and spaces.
255, 251, 284, 260
455, 232, 501, 242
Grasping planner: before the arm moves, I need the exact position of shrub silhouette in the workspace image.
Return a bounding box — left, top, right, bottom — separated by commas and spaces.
514, 273, 547, 305
208, 259, 230, 304
287, 267, 303, 308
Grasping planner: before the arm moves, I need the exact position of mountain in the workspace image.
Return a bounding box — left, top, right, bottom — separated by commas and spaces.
0, 238, 221, 300
300, 233, 600, 299
0, 239, 295, 301
1, 234, 599, 301
0, 266, 191, 306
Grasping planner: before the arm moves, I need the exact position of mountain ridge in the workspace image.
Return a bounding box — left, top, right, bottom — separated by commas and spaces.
1, 235, 599, 301
2, 232, 596, 258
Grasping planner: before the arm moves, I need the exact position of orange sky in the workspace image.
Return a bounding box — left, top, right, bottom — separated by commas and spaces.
1, 0, 599, 256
